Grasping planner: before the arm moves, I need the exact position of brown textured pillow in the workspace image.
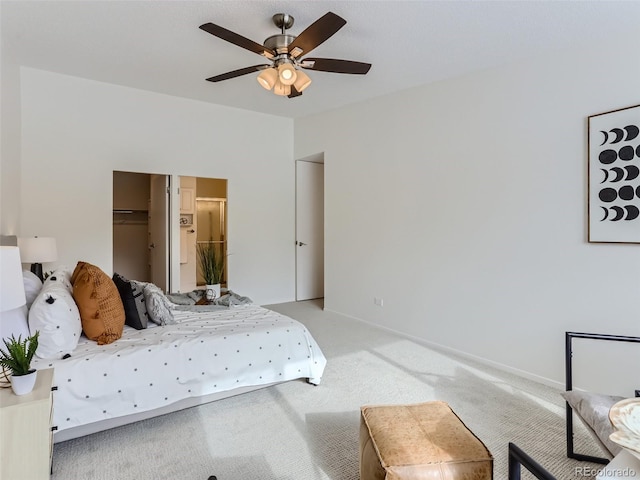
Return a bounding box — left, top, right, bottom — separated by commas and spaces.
71, 261, 125, 345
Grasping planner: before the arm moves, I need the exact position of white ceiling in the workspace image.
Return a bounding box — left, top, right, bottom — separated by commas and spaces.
2, 1, 640, 119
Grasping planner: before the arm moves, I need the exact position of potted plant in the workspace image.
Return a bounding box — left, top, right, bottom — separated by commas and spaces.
196, 242, 225, 301
0, 332, 40, 395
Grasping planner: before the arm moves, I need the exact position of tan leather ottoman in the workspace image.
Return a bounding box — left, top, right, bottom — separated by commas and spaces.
359, 401, 493, 480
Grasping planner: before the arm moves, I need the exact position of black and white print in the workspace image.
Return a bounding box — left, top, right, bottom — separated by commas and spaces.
588, 104, 640, 243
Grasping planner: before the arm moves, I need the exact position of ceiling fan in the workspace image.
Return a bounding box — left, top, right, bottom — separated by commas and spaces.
199, 12, 372, 98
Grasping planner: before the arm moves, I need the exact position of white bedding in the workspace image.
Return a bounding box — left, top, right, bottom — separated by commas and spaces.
33, 304, 326, 436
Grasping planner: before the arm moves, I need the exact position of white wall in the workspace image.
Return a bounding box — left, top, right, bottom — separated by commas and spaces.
0, 51, 22, 235
295, 39, 640, 390
18, 68, 295, 305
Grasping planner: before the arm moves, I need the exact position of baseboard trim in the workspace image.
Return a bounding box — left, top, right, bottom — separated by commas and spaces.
323, 307, 563, 390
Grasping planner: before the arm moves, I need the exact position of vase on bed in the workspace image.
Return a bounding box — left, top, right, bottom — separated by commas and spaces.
206, 284, 220, 302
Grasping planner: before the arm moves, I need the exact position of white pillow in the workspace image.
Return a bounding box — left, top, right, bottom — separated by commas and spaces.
22, 270, 43, 309
47, 267, 73, 291
28, 269, 82, 359
0, 305, 30, 343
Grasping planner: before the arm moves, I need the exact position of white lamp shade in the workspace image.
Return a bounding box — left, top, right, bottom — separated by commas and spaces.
0, 246, 27, 312
257, 68, 278, 90
17, 237, 57, 263
277, 63, 297, 86
293, 69, 312, 92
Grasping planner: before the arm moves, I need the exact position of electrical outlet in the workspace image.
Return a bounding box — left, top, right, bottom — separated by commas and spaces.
374, 297, 384, 307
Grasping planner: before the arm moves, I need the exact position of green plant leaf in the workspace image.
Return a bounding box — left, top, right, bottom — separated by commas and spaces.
0, 332, 39, 376
197, 242, 225, 285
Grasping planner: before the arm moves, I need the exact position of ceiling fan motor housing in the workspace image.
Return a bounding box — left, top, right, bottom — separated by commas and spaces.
263, 34, 296, 56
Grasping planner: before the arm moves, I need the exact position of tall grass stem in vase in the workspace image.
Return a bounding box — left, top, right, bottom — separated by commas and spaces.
197, 242, 225, 300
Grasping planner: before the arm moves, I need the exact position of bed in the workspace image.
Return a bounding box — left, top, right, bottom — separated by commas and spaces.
27, 265, 326, 443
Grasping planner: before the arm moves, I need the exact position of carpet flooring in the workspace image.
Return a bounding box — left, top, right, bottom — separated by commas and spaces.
51, 300, 605, 479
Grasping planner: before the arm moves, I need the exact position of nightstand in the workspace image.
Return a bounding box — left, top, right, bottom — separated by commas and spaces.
0, 368, 55, 480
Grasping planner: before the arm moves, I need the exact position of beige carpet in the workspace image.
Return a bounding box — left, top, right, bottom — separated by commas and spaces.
51, 300, 605, 479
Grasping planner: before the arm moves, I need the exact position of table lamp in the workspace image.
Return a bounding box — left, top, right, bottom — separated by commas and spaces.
17, 236, 57, 282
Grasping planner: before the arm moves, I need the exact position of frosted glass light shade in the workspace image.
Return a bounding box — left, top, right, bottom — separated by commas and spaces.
0, 246, 26, 312
17, 237, 57, 263
257, 68, 277, 90
273, 80, 291, 96
277, 63, 297, 86
293, 70, 312, 92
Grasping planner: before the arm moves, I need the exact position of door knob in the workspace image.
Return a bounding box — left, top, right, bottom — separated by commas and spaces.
298, 241, 307, 246
149, 243, 155, 249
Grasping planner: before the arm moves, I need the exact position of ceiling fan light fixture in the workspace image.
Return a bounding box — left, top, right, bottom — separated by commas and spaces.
257, 67, 278, 90
293, 69, 312, 92
201, 12, 372, 99
277, 63, 297, 86
273, 80, 291, 96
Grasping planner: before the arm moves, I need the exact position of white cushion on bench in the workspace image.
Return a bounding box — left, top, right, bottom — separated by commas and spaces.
562, 390, 624, 457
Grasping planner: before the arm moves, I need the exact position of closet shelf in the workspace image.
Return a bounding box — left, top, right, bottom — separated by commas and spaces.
113, 210, 148, 225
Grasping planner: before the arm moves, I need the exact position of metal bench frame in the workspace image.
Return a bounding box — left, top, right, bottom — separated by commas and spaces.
565, 331, 640, 464
508, 443, 556, 480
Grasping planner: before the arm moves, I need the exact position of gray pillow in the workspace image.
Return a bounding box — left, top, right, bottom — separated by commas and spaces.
562, 390, 624, 456
141, 283, 175, 326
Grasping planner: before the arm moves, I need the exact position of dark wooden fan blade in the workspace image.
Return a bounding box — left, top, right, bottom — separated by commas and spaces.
206, 65, 270, 82
287, 86, 303, 98
301, 58, 371, 75
200, 23, 275, 58
287, 12, 346, 58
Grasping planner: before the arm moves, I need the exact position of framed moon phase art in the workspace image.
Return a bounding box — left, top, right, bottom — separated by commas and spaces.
588, 104, 640, 243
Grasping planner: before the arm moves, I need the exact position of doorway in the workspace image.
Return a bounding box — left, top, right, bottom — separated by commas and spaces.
113, 172, 227, 293
295, 157, 324, 301
112, 171, 150, 282
112, 171, 169, 290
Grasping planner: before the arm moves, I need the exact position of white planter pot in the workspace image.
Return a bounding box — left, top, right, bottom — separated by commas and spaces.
11, 369, 37, 396
206, 284, 221, 301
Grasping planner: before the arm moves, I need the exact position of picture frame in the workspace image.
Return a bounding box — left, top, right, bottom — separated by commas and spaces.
588, 104, 640, 243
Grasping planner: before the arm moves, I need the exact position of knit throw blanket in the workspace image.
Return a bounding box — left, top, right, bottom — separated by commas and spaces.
166, 290, 253, 311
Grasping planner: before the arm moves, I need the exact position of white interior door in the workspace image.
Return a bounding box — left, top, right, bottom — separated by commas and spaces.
296, 160, 324, 301
149, 174, 168, 292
